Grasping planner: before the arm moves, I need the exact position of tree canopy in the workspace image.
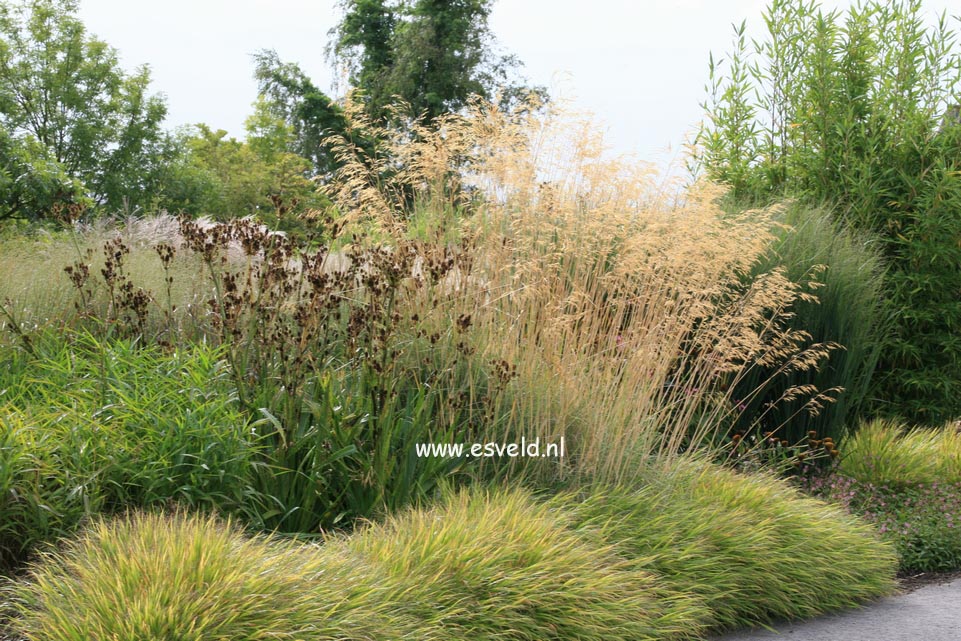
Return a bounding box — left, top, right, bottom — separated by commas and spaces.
164, 102, 326, 224
0, 0, 169, 220
328, 0, 539, 123
252, 50, 348, 177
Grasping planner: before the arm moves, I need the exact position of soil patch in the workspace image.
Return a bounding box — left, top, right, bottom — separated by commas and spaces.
897, 568, 961, 593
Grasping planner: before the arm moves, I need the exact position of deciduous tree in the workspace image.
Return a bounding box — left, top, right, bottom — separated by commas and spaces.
328, 0, 540, 123
0, 0, 166, 220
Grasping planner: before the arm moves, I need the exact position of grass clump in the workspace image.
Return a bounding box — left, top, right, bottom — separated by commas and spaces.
0, 334, 261, 569
839, 419, 961, 486
803, 419, 961, 572
1, 510, 411, 641
729, 203, 888, 446
3, 479, 899, 640
555, 459, 897, 632
349, 485, 705, 641
417, 101, 837, 485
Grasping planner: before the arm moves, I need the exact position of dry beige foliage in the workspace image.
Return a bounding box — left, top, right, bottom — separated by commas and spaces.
322, 96, 835, 483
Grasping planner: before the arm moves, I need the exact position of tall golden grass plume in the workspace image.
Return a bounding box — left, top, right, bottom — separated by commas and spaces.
320, 96, 838, 482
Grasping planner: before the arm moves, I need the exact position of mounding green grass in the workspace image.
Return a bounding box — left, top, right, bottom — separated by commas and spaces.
729, 203, 887, 446
839, 419, 961, 487
2, 491, 704, 641
803, 419, 961, 572
2, 476, 899, 640
348, 485, 705, 641
553, 459, 898, 632
1, 510, 413, 641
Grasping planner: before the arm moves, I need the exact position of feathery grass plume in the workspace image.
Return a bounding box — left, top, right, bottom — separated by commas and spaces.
2, 93, 839, 534
322, 97, 479, 240
554, 458, 898, 632
840, 419, 961, 486
336, 97, 835, 483
348, 485, 705, 641
2, 510, 415, 641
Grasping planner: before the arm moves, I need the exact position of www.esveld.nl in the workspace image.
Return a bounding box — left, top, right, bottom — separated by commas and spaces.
415, 437, 566, 459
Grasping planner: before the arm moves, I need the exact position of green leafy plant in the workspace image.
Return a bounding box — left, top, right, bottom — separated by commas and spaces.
804, 470, 961, 572
697, 0, 961, 424
173, 214, 494, 532
727, 203, 888, 445
881, 482, 961, 572
801, 419, 961, 571
0, 334, 260, 569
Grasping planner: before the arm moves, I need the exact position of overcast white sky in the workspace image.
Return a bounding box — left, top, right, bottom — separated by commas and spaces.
75, 0, 956, 168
